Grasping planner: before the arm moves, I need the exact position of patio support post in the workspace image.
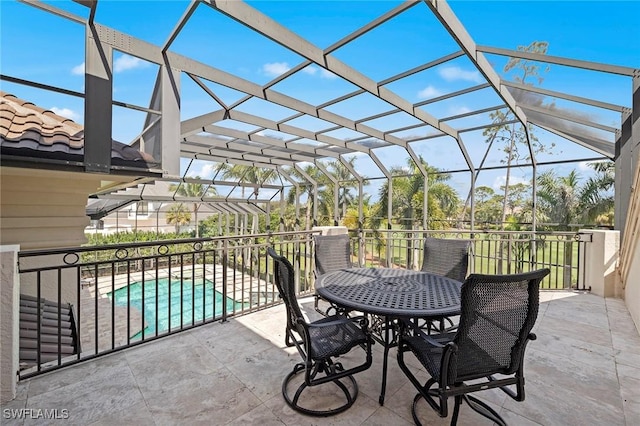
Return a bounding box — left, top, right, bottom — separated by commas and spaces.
469, 172, 475, 231
423, 174, 428, 230
145, 63, 181, 176
531, 158, 538, 264
338, 158, 364, 228
276, 167, 300, 230
314, 162, 339, 225
266, 202, 271, 232
280, 190, 285, 232
615, 75, 640, 237
293, 164, 317, 230
159, 64, 181, 176
84, 23, 113, 173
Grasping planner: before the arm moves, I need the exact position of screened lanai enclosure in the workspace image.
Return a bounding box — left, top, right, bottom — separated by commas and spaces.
2, 0, 638, 234
2, 0, 639, 380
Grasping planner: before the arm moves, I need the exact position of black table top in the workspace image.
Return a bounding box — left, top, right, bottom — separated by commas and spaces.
315, 267, 462, 318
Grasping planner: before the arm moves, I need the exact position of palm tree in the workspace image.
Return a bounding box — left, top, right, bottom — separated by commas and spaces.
219, 164, 277, 199
536, 169, 582, 285
285, 158, 366, 228
537, 170, 581, 230
372, 157, 460, 267
327, 158, 363, 219
169, 177, 216, 237
219, 164, 279, 232
578, 161, 614, 226
165, 203, 191, 234
287, 164, 328, 228
372, 157, 458, 230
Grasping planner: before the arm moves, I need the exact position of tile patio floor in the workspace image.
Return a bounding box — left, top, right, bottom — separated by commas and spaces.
2, 291, 639, 425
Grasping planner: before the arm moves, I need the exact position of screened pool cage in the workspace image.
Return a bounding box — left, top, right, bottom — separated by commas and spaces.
2, 0, 638, 236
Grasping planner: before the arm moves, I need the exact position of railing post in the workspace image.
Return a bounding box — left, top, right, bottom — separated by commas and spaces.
386, 225, 392, 268
507, 234, 513, 274
358, 223, 364, 267
221, 238, 228, 322
563, 235, 574, 289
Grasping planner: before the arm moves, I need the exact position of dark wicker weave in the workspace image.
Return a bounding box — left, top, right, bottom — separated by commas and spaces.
313, 234, 352, 316
397, 268, 550, 426
421, 237, 471, 282
314, 234, 352, 275
420, 237, 471, 332
267, 247, 372, 417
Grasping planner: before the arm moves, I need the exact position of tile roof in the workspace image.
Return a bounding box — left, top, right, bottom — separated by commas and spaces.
0, 91, 158, 168
19, 294, 79, 370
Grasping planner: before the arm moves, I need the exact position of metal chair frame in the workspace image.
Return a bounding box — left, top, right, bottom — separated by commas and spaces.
268, 247, 372, 416
397, 268, 550, 426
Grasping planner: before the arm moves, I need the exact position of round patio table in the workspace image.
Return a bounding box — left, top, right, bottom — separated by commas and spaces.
315, 267, 462, 405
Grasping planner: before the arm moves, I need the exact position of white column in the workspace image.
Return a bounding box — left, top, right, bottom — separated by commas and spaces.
1, 245, 20, 403
581, 230, 620, 297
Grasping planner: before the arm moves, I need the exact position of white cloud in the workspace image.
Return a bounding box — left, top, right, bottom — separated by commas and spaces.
417, 85, 442, 99
73, 56, 147, 74
262, 62, 291, 77
71, 62, 85, 75
492, 175, 529, 191
114, 54, 149, 73
50, 107, 80, 121
186, 163, 219, 179
579, 159, 607, 171
301, 65, 336, 79
320, 68, 337, 79
448, 105, 471, 116
302, 65, 318, 75
438, 66, 482, 83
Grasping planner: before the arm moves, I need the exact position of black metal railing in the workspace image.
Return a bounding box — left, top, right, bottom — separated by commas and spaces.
351, 229, 590, 290
17, 230, 315, 379
16, 228, 589, 378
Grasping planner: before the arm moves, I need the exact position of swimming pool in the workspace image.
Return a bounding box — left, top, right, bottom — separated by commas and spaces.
109, 277, 244, 338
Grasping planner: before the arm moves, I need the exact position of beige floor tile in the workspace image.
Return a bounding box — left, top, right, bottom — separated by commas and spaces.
144, 371, 261, 425
225, 403, 286, 426
8, 292, 640, 426
25, 366, 144, 425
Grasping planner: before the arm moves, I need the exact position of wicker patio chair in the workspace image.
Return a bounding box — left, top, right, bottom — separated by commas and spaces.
397, 268, 550, 426
313, 234, 352, 316
267, 247, 372, 416
420, 237, 471, 332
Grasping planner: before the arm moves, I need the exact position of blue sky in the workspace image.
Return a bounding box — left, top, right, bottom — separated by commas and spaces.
1, 0, 638, 201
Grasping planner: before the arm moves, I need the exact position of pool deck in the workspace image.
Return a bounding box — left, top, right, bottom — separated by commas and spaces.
3, 291, 639, 425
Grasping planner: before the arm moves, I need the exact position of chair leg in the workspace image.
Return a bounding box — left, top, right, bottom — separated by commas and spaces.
282, 362, 359, 417
411, 393, 425, 426
450, 395, 462, 425
463, 395, 507, 426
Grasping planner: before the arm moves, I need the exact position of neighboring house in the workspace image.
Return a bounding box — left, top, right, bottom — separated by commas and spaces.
86, 200, 175, 235
1, 91, 161, 249
85, 180, 223, 235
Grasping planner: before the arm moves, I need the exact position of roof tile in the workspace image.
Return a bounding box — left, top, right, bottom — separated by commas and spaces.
1, 91, 158, 169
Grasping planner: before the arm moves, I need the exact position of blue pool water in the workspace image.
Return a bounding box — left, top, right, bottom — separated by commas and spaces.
109, 277, 243, 338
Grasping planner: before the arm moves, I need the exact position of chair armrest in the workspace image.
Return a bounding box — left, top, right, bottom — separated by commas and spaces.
414, 324, 454, 348
306, 315, 367, 330
399, 318, 453, 348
